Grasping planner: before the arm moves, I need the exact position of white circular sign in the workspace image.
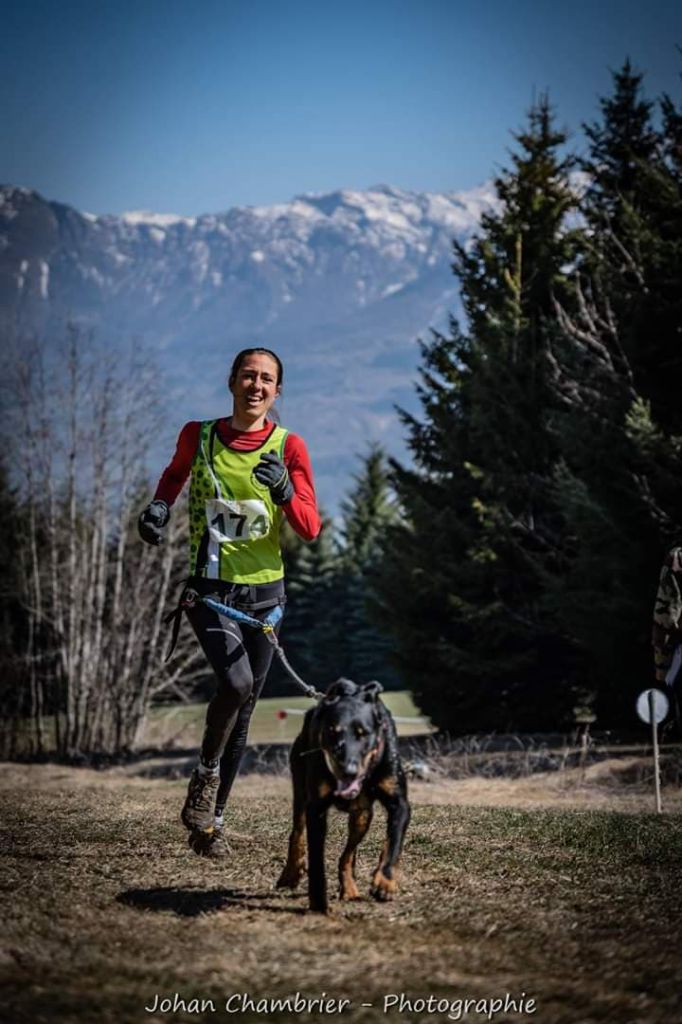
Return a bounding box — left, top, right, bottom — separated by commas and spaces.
636, 689, 669, 725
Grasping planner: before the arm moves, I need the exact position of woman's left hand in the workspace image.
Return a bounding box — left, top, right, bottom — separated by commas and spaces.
253, 450, 294, 504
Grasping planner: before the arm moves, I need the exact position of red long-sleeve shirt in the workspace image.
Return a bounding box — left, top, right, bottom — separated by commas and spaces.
154, 418, 322, 542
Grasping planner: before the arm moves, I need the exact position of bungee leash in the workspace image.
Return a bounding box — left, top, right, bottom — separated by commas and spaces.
200, 593, 323, 700
201, 595, 283, 632
165, 588, 323, 701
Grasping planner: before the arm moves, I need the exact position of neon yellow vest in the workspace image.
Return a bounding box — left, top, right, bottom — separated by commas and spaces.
188, 420, 288, 583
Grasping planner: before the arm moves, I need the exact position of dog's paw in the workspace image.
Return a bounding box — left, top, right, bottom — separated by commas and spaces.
370, 869, 397, 902
338, 879, 361, 901
276, 865, 304, 890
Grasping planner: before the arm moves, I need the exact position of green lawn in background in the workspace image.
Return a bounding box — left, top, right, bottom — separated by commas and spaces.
142, 690, 433, 748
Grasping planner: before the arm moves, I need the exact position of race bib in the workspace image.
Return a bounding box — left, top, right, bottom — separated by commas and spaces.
205, 498, 271, 543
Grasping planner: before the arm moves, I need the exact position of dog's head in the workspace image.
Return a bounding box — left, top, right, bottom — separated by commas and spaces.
316, 678, 385, 799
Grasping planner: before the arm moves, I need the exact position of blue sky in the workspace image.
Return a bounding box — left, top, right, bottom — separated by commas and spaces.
2, 0, 681, 216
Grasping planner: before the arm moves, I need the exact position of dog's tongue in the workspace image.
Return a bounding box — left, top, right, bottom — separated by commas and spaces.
335, 776, 362, 799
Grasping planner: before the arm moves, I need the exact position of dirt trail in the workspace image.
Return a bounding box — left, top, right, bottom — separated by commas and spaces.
1, 760, 681, 1024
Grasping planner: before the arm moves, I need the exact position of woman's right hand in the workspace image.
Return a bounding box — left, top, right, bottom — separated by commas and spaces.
138, 500, 170, 545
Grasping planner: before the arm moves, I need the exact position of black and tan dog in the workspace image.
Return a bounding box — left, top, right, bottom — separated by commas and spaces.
276, 678, 410, 914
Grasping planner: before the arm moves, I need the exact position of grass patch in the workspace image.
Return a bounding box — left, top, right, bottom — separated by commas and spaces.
3, 693, 432, 759
1, 764, 680, 1024
142, 691, 433, 748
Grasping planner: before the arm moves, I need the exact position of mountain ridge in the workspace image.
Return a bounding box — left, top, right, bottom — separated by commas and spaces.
0, 181, 494, 511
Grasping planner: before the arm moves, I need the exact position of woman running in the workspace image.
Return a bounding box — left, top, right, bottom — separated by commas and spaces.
138, 348, 321, 857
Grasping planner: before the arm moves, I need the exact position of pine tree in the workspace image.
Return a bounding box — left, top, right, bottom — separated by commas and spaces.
277, 516, 345, 691
582, 59, 658, 228
581, 60, 682, 436
378, 97, 582, 732
545, 64, 682, 724
338, 445, 401, 686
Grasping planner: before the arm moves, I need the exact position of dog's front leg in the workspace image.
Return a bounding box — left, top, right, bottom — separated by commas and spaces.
277, 806, 306, 890
338, 806, 373, 900
371, 789, 410, 902
276, 745, 307, 890
306, 796, 331, 914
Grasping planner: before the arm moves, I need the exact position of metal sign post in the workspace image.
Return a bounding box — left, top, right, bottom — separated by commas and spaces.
649, 691, 662, 814
636, 688, 669, 814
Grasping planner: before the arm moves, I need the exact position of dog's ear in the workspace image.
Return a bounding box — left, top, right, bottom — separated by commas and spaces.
362, 680, 383, 702
324, 678, 358, 703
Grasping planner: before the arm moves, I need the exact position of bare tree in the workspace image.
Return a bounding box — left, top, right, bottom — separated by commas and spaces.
1, 327, 201, 758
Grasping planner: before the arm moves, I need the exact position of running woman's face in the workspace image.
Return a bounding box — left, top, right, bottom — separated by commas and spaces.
229, 353, 281, 427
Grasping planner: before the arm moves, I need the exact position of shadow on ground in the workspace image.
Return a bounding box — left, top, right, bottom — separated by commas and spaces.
116, 886, 306, 917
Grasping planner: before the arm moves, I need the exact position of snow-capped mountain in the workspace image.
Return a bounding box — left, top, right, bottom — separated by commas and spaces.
0, 183, 494, 511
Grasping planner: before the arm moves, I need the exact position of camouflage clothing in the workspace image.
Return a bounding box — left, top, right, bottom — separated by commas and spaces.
652, 547, 682, 682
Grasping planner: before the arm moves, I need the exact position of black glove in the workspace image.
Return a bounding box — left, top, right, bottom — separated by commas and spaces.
138, 499, 170, 545
253, 450, 294, 505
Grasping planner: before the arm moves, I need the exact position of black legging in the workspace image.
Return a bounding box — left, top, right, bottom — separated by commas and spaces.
185, 578, 284, 811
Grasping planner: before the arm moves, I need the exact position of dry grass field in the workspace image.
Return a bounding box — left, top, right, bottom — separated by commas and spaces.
1, 752, 681, 1024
